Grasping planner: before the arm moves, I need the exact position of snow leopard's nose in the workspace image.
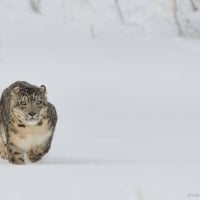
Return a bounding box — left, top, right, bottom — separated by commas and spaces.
29, 112, 36, 117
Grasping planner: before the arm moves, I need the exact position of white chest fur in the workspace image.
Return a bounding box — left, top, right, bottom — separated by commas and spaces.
11, 120, 52, 152
17, 129, 52, 152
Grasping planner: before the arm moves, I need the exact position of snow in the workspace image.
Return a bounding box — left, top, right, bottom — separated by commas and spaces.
0, 0, 200, 200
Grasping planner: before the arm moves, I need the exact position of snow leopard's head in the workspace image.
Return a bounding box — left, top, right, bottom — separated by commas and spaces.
11, 82, 48, 126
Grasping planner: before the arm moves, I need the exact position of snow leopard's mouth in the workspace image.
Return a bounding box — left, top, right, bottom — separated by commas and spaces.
25, 116, 40, 125
25, 119, 39, 125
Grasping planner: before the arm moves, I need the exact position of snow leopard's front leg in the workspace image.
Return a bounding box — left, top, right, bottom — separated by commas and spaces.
7, 142, 25, 164
28, 141, 51, 163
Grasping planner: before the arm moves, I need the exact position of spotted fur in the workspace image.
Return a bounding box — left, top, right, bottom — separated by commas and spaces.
0, 81, 57, 164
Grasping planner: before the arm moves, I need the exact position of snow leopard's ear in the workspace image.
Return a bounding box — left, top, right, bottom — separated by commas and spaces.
39, 85, 46, 94
11, 86, 20, 97
12, 86, 20, 94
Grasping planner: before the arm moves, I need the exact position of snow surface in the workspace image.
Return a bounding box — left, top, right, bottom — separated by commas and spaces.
0, 1, 200, 200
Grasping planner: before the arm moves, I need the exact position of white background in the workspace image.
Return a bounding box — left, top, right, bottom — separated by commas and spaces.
0, 0, 200, 200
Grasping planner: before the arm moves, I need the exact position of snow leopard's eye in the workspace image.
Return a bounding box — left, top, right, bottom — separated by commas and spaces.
20, 101, 26, 106
19, 96, 28, 106
35, 95, 42, 106
20, 100, 27, 106
36, 100, 42, 105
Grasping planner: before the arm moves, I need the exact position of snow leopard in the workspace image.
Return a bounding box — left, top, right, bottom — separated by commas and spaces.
0, 81, 57, 164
